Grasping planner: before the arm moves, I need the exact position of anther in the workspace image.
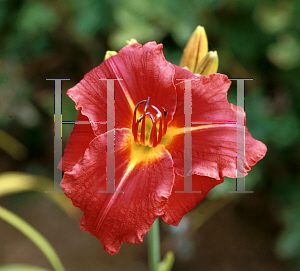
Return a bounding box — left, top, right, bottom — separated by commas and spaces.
144, 97, 150, 112
162, 107, 167, 117
151, 105, 162, 119
138, 112, 155, 123
162, 107, 168, 136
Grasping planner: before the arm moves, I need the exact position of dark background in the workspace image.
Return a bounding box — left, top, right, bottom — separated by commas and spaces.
0, 0, 300, 270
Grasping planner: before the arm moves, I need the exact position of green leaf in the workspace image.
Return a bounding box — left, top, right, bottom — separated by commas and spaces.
0, 172, 77, 218
0, 264, 51, 271
157, 251, 175, 271
0, 205, 66, 271
0, 130, 28, 161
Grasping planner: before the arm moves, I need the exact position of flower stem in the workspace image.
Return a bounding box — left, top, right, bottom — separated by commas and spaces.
0, 205, 66, 271
148, 218, 161, 271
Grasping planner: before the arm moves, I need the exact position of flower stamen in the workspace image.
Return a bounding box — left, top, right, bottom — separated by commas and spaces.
132, 97, 168, 148
162, 107, 168, 135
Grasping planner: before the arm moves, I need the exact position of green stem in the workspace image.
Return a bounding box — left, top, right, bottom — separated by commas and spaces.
0, 205, 66, 271
148, 218, 161, 271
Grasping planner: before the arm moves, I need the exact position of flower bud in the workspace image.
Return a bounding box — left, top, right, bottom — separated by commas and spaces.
179, 26, 208, 73
104, 50, 117, 60
194, 51, 219, 76
126, 38, 138, 45
104, 39, 138, 60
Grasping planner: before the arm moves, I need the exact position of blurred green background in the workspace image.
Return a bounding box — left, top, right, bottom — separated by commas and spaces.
0, 0, 300, 270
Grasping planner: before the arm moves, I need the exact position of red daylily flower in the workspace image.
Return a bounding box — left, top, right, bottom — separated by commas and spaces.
61, 42, 267, 255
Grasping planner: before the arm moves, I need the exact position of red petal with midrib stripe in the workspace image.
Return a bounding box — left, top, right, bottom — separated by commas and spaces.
66, 42, 177, 137
166, 66, 267, 180
61, 129, 174, 254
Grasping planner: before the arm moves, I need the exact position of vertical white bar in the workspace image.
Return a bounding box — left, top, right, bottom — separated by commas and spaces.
46, 78, 70, 193
106, 79, 116, 193
99, 79, 123, 193
176, 79, 201, 193
229, 78, 253, 194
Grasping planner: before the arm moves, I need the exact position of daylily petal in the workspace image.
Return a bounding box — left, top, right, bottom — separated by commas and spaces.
103, 42, 177, 124
60, 111, 97, 172
61, 129, 175, 255
166, 66, 267, 180
230, 103, 267, 177
170, 65, 196, 128
166, 124, 267, 180
171, 66, 236, 128
160, 173, 223, 226
66, 42, 177, 136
